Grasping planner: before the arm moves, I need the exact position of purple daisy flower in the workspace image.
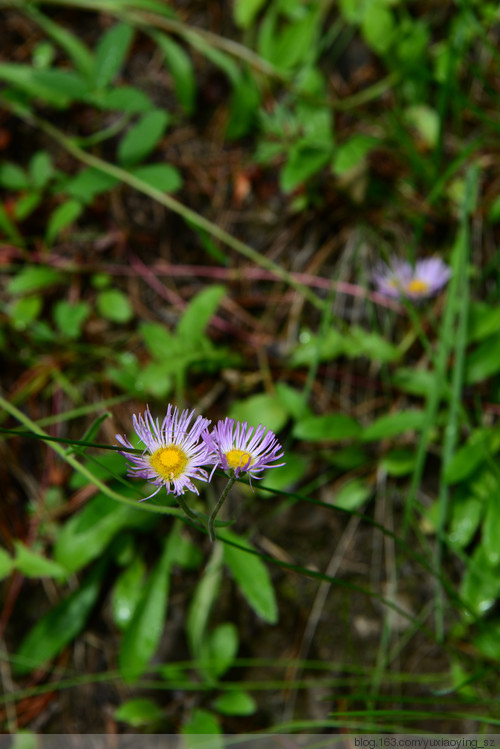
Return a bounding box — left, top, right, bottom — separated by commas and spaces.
373, 256, 451, 300
204, 417, 285, 483
116, 405, 211, 500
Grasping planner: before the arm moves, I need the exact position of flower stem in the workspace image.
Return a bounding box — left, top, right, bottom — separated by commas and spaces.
208, 474, 237, 542
176, 494, 198, 521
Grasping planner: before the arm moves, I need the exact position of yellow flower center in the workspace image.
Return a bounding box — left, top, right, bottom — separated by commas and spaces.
226, 448, 253, 470
149, 444, 188, 480
406, 278, 430, 295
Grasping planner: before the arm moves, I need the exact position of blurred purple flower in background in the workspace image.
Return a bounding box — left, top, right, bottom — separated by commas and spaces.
373, 257, 451, 300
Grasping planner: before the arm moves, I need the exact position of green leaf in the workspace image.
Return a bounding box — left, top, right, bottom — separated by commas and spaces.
7, 266, 63, 295
0, 548, 14, 580
94, 23, 134, 89
293, 413, 362, 442
115, 698, 164, 727
0, 62, 70, 106
280, 142, 332, 192
9, 296, 42, 330
226, 70, 260, 139
461, 545, 500, 618
111, 556, 147, 631
222, 530, 278, 623
0, 201, 23, 244
380, 449, 416, 477
362, 5, 395, 55
346, 326, 400, 363
54, 493, 153, 574
182, 709, 222, 745
333, 479, 371, 510
444, 430, 488, 484
234, 0, 267, 28
53, 300, 90, 339
187, 545, 223, 675
30, 69, 90, 99
290, 328, 347, 367
136, 361, 172, 398
118, 110, 170, 166
229, 393, 288, 434
140, 321, 176, 359
97, 288, 134, 323
29, 151, 53, 189
392, 367, 436, 396
14, 192, 42, 222
213, 690, 256, 716
465, 334, 500, 384
14, 558, 107, 674
257, 453, 308, 497
484, 492, 500, 567
129, 163, 182, 193
448, 488, 484, 549
14, 542, 66, 579
46, 199, 83, 245
204, 622, 239, 680
468, 302, 500, 343
474, 619, 500, 661
332, 135, 377, 176
119, 537, 173, 683
64, 167, 119, 204
177, 285, 226, 341
0, 162, 29, 190
362, 410, 424, 441
103, 86, 153, 112
152, 32, 196, 114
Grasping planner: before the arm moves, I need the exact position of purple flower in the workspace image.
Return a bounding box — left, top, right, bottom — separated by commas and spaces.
373, 257, 451, 300
116, 405, 211, 500
204, 417, 285, 483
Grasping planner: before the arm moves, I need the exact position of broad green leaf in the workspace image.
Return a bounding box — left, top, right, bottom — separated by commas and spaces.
234, 0, 267, 28
280, 142, 332, 192
9, 296, 42, 330
474, 619, 500, 661
29, 151, 53, 189
111, 556, 147, 631
275, 382, 311, 420
226, 71, 260, 139
465, 334, 500, 385
0, 202, 23, 244
204, 622, 238, 680
333, 479, 371, 510
392, 367, 436, 396
468, 302, 500, 343
168, 528, 203, 570
448, 489, 484, 549
182, 709, 222, 747
119, 536, 173, 683
46, 199, 83, 244
31, 69, 90, 99
222, 530, 278, 623
69, 451, 126, 489
177, 285, 226, 342
64, 168, 119, 204
293, 413, 362, 442
332, 135, 377, 176
0, 162, 29, 190
103, 86, 153, 112
54, 493, 153, 574
140, 321, 176, 359
152, 32, 196, 114
346, 327, 400, 363
94, 23, 134, 89
14, 558, 107, 674
0, 548, 14, 580
380, 449, 416, 477
129, 164, 182, 193
461, 546, 500, 618
229, 393, 288, 434
0, 62, 72, 106
213, 690, 256, 716
118, 110, 170, 166
256, 453, 308, 498
290, 328, 347, 367
7, 266, 63, 295
444, 430, 488, 484
362, 410, 424, 441
484, 492, 500, 567
115, 698, 164, 727
14, 193, 41, 221
136, 361, 172, 398
405, 105, 439, 148
14, 542, 66, 579
362, 5, 395, 55
53, 300, 90, 339
97, 288, 134, 323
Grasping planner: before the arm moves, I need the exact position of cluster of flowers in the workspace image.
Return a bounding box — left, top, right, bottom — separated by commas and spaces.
116, 405, 285, 501
373, 256, 451, 301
